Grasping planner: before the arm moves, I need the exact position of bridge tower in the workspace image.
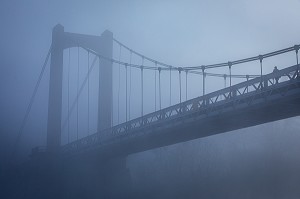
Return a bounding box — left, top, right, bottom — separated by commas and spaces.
47, 24, 113, 152
47, 24, 64, 152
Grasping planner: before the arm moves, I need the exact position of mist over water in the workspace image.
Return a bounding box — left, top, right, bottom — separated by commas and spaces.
1, 0, 300, 198
128, 118, 300, 198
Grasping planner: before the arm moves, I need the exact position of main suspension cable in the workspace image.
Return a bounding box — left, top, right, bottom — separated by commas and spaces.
113, 38, 170, 68
114, 37, 297, 70
82, 46, 261, 80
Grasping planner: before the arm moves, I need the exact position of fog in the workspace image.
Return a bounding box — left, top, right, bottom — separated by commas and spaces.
1, 0, 300, 198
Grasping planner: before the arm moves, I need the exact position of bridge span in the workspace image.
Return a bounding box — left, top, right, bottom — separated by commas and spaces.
62, 64, 300, 160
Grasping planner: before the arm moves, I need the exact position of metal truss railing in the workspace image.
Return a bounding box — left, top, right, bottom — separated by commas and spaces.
61, 64, 300, 154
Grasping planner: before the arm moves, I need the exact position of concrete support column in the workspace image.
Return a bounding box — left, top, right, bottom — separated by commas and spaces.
47, 24, 64, 152
97, 30, 113, 132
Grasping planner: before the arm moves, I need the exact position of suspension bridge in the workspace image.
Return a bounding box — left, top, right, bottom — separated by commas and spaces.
14, 24, 300, 198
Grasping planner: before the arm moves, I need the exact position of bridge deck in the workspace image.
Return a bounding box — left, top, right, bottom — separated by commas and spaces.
62, 65, 300, 159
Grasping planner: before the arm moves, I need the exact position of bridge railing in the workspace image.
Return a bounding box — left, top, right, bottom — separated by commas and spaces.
61, 64, 299, 154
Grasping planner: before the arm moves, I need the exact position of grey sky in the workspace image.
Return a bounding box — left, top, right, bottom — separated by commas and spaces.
1, 0, 300, 163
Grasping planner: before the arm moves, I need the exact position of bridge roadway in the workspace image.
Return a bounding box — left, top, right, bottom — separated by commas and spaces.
62, 64, 300, 160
